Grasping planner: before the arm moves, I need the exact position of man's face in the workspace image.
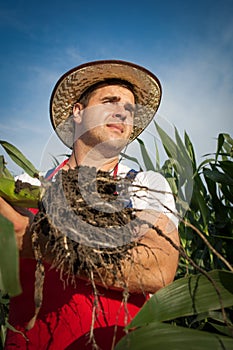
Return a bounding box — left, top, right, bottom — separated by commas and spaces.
73, 85, 135, 150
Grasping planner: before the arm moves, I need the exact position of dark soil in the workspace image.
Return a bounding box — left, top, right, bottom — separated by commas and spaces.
14, 179, 33, 193
27, 165, 146, 339
31, 165, 143, 282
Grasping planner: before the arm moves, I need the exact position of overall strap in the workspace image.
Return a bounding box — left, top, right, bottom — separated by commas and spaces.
125, 169, 139, 180
125, 169, 139, 208
45, 159, 69, 180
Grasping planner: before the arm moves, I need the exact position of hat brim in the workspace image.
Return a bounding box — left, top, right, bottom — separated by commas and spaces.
50, 60, 162, 148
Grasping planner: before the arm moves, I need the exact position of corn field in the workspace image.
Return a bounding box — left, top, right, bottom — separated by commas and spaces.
0, 124, 233, 349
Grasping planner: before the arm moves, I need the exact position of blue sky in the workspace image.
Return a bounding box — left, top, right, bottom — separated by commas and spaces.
0, 0, 233, 174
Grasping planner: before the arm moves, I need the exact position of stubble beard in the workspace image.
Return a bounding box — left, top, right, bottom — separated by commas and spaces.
80, 129, 129, 159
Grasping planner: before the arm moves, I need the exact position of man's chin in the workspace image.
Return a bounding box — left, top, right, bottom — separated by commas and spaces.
104, 137, 129, 151
92, 138, 128, 158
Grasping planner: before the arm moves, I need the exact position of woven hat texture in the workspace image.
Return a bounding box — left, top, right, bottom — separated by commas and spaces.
50, 60, 162, 147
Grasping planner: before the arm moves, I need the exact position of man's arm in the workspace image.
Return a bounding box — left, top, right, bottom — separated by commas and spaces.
0, 197, 34, 257
91, 210, 179, 294
0, 197, 179, 294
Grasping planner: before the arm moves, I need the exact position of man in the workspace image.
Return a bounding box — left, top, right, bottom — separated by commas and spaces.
1, 60, 179, 349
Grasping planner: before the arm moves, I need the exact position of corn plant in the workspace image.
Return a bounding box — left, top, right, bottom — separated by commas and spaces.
124, 125, 233, 277
117, 125, 233, 349
1, 129, 233, 349
0, 141, 41, 349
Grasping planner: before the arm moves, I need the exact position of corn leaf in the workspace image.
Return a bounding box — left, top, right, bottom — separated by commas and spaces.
154, 121, 176, 159
203, 168, 233, 186
0, 177, 40, 208
0, 214, 21, 296
184, 131, 197, 170
222, 133, 233, 147
115, 322, 233, 350
216, 134, 225, 161
136, 138, 155, 171
0, 140, 39, 178
153, 137, 160, 171
197, 157, 215, 172
120, 152, 143, 171
218, 160, 233, 178
174, 127, 193, 178
220, 184, 233, 203
155, 122, 187, 181
127, 270, 233, 329
191, 176, 209, 228
0, 155, 14, 179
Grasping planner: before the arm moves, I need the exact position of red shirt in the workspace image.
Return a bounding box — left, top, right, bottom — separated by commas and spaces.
5, 258, 147, 350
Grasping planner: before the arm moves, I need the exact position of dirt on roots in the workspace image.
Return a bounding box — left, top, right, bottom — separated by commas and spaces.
33, 166, 143, 275
27, 166, 146, 346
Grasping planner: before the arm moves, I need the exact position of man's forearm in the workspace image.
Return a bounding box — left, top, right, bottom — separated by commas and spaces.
89, 214, 179, 294
0, 197, 34, 255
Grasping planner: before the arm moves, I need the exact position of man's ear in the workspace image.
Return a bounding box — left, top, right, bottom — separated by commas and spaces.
73, 103, 83, 123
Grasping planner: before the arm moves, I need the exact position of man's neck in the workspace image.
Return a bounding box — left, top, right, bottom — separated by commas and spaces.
66, 143, 119, 172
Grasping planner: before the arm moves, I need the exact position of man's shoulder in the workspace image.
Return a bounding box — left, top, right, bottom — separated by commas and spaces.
118, 163, 167, 185
134, 169, 168, 186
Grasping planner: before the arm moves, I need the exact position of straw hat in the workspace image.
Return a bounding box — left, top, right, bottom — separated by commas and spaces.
50, 60, 162, 148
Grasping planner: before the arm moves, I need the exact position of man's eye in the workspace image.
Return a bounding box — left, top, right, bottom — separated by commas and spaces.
103, 100, 115, 104
125, 104, 135, 114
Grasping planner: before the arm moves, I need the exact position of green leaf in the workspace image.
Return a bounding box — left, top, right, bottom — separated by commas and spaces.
153, 137, 160, 171
136, 138, 155, 171
0, 140, 39, 178
222, 133, 233, 147
209, 321, 233, 337
120, 152, 143, 171
174, 127, 193, 177
155, 122, 178, 159
0, 214, 21, 296
155, 123, 193, 184
218, 161, 233, 177
216, 134, 225, 161
184, 131, 197, 170
203, 172, 230, 224
191, 176, 209, 228
220, 184, 233, 204
127, 270, 233, 329
0, 177, 40, 208
115, 322, 233, 350
164, 176, 178, 195
197, 157, 215, 173
203, 168, 233, 186
0, 155, 13, 179
220, 134, 233, 158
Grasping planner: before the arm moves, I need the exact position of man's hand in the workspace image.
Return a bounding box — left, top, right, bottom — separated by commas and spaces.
0, 197, 34, 256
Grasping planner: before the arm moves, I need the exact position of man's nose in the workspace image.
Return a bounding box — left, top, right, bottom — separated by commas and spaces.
114, 113, 126, 121
113, 105, 127, 121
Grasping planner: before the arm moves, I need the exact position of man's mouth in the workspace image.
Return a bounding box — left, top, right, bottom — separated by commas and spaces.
106, 123, 124, 133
